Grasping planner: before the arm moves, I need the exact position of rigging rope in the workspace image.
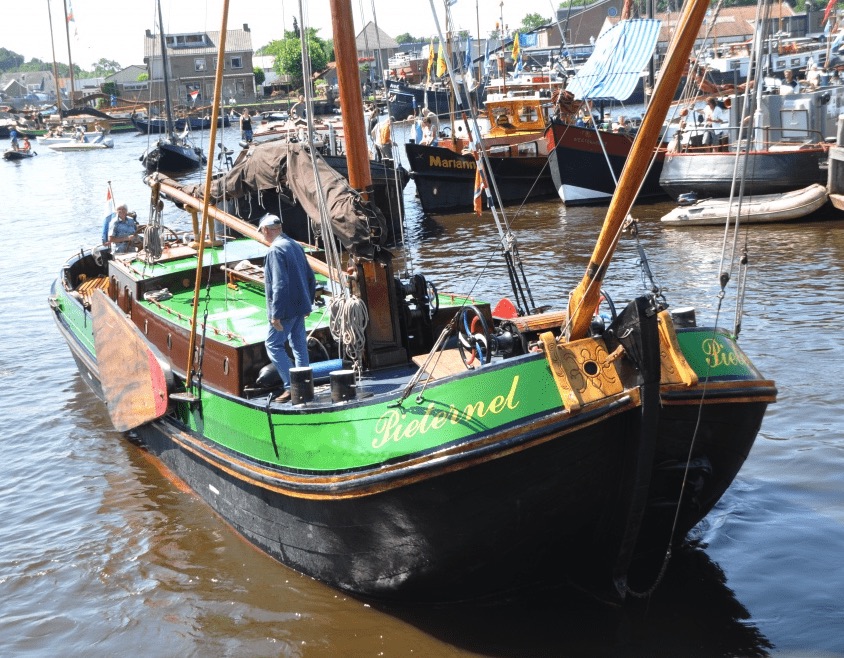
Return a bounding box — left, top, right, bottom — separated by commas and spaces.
329, 296, 369, 365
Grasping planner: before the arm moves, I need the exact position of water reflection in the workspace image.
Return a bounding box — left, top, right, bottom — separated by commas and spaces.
374, 542, 771, 657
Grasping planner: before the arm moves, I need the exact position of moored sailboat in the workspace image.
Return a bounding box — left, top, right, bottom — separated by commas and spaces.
544, 18, 667, 205
139, 0, 204, 175
50, 0, 775, 604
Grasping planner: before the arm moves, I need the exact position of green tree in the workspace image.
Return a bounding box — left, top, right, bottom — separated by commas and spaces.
253, 66, 265, 86
92, 58, 122, 76
264, 28, 329, 85
0, 48, 25, 72
395, 33, 418, 44
137, 72, 149, 81
520, 13, 549, 31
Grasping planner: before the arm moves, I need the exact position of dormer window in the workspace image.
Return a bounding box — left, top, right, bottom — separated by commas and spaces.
165, 33, 209, 48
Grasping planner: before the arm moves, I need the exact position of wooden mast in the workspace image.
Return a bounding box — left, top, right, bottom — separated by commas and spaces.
185, 0, 229, 385
330, 0, 407, 369
566, 0, 711, 341
46, 0, 63, 112
62, 0, 76, 109
155, 0, 177, 141
330, 0, 373, 199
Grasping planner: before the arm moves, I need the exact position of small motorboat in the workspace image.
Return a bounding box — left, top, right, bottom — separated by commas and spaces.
48, 133, 114, 151
660, 184, 829, 225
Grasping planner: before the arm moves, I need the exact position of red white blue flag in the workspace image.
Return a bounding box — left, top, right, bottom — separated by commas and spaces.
101, 185, 116, 244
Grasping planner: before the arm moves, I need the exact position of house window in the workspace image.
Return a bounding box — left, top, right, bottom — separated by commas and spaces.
195, 58, 206, 72
230, 56, 243, 69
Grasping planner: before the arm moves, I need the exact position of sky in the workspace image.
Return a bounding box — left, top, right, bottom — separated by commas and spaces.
1, 0, 559, 71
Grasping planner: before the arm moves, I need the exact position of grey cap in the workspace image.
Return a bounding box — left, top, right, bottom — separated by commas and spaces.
258, 214, 281, 229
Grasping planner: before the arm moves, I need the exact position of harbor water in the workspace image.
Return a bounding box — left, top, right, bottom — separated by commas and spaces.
1, 127, 843, 656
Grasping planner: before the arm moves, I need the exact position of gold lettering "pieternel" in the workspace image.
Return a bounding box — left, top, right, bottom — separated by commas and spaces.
372, 376, 520, 448
428, 155, 477, 170
701, 338, 748, 368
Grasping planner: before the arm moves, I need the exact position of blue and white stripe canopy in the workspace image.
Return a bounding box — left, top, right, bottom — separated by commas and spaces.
565, 19, 662, 102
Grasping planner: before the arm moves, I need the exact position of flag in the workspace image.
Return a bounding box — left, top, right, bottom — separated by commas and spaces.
512, 32, 520, 62
472, 154, 486, 216
437, 42, 447, 77
823, 0, 837, 25
483, 40, 491, 78
66, 0, 79, 39
189, 90, 200, 101
464, 36, 473, 75
426, 38, 435, 81
101, 185, 116, 244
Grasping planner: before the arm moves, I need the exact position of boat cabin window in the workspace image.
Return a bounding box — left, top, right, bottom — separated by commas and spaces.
519, 105, 538, 122
517, 142, 538, 157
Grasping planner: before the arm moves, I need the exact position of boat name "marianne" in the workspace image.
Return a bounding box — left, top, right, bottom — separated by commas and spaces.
427, 155, 476, 170
373, 376, 520, 448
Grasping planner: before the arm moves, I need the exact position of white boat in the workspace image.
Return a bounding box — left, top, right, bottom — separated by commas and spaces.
38, 135, 75, 146
660, 184, 829, 225
48, 134, 114, 151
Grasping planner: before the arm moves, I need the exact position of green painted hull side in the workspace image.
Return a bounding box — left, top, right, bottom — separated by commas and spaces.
55, 274, 766, 472
676, 328, 764, 379
179, 356, 559, 470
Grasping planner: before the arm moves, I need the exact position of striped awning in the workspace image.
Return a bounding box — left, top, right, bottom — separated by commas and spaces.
565, 19, 662, 102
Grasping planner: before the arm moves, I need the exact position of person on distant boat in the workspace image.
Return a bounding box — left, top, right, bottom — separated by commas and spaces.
20, 136, 31, 152
290, 94, 307, 121
806, 64, 822, 89
259, 213, 316, 404
240, 109, 253, 143
408, 114, 423, 143
420, 115, 438, 146
108, 204, 138, 254
702, 97, 726, 150
779, 69, 798, 95
371, 117, 393, 161
9, 128, 19, 151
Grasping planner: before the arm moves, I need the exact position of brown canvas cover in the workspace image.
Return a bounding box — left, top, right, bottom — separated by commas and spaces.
210, 141, 386, 257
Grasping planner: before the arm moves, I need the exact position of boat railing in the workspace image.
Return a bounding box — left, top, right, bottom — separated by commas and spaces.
668, 124, 828, 154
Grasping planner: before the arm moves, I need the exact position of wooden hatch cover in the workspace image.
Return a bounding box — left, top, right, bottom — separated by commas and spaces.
91, 290, 172, 431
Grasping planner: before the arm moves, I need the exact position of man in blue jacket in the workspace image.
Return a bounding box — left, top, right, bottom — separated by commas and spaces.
259, 213, 316, 403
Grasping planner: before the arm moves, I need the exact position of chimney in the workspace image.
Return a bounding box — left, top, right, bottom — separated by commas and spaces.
243, 23, 250, 31
146, 29, 152, 37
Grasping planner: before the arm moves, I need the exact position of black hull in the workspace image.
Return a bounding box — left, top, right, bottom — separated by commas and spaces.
142, 140, 203, 174
132, 115, 230, 134
405, 142, 557, 214
385, 81, 484, 118
659, 149, 828, 200
545, 121, 667, 205
3, 150, 35, 160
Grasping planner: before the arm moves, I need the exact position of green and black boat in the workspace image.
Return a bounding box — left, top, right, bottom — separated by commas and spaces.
49, 0, 776, 604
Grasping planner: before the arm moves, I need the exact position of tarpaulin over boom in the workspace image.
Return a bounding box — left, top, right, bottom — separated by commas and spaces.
210, 141, 385, 256
565, 19, 662, 102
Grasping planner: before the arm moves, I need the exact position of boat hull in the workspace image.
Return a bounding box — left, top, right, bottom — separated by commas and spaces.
659, 147, 828, 200
132, 115, 230, 134
3, 149, 35, 160
142, 140, 203, 174
405, 142, 557, 214
545, 121, 667, 205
